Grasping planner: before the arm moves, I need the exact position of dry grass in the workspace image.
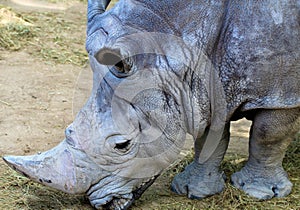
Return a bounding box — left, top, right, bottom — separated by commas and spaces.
0, 23, 35, 50
0, 0, 118, 66
23, 11, 89, 67
0, 7, 35, 51
0, 164, 92, 210
0, 5, 88, 66
133, 134, 300, 210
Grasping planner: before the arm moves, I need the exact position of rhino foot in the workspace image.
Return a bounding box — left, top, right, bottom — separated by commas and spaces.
231, 165, 292, 200
171, 161, 226, 199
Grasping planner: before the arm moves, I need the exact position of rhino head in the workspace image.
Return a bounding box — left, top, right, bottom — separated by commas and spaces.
3, 0, 222, 209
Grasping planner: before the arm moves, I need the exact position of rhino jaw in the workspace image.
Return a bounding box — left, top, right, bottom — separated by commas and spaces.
3, 140, 102, 194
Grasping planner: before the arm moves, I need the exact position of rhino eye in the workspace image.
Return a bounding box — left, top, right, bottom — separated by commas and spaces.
114, 59, 132, 74
114, 140, 132, 153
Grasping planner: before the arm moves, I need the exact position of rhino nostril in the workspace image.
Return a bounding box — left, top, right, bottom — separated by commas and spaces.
65, 125, 74, 138
65, 126, 76, 146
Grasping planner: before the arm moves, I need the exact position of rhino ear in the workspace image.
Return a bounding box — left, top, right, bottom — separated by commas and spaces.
95, 48, 122, 66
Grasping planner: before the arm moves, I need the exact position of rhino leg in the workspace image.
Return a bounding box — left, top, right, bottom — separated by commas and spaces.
231, 108, 300, 199
171, 124, 230, 199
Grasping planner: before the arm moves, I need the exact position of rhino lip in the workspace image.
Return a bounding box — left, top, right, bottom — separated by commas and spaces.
102, 196, 133, 210
102, 175, 159, 210
132, 175, 159, 200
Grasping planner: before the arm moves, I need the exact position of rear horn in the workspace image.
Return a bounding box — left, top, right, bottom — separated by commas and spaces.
87, 0, 111, 22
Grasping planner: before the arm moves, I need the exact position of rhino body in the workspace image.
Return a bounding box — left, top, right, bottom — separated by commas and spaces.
3, 0, 300, 209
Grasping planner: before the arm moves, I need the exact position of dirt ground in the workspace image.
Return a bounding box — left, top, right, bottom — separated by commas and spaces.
0, 0, 86, 157
1, 1, 298, 210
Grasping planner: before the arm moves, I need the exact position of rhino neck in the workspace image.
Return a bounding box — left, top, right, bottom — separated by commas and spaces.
180, 49, 228, 141
177, 65, 210, 139
175, 0, 228, 55
138, 0, 228, 56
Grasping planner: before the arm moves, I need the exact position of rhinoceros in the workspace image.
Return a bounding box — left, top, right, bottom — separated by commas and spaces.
3, 0, 300, 209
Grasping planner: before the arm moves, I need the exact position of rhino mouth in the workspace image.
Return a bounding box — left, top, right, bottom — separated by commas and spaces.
100, 175, 159, 210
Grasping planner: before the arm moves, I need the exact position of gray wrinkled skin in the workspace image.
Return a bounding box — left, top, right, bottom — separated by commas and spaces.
3, 0, 300, 209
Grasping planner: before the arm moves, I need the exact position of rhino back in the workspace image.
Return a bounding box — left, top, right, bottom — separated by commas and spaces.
214, 0, 300, 115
